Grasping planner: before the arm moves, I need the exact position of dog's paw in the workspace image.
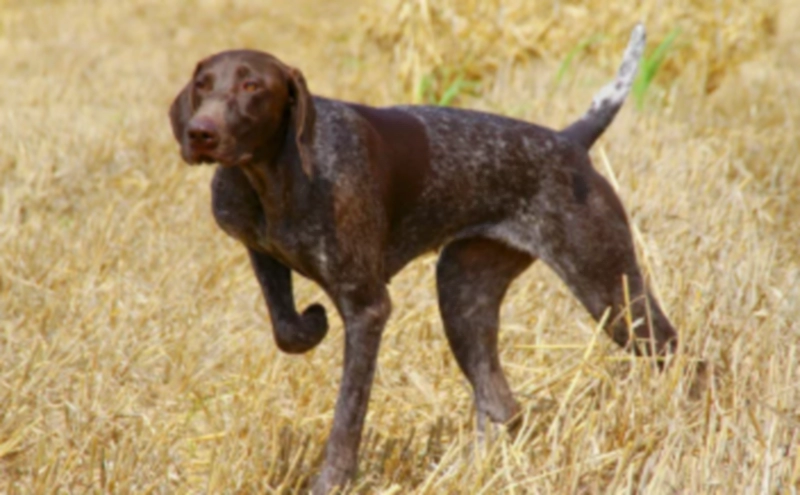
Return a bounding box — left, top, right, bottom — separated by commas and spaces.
300, 303, 329, 342
273, 304, 328, 354
312, 462, 350, 495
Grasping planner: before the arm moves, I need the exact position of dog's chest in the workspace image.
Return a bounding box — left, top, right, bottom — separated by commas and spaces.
252, 208, 331, 282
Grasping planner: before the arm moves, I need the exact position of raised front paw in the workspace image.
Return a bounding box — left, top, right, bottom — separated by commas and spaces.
274, 303, 328, 354
301, 303, 328, 341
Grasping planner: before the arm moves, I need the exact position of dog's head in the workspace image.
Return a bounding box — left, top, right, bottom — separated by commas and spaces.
169, 50, 315, 176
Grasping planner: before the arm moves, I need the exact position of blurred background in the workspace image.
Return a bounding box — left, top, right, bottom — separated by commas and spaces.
1, 0, 798, 492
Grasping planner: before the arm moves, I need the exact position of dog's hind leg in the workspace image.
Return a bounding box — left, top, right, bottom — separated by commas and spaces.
533, 167, 679, 362
436, 237, 534, 430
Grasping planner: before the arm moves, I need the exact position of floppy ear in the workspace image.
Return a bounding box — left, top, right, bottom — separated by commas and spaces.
287, 67, 316, 178
169, 82, 193, 144
169, 61, 204, 145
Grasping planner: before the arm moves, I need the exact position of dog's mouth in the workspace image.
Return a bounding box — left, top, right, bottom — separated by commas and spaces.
185, 147, 254, 168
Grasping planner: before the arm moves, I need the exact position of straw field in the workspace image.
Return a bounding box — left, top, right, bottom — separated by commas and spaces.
1, 0, 798, 492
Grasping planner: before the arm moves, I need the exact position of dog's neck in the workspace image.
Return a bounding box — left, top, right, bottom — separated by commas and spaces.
239, 122, 307, 218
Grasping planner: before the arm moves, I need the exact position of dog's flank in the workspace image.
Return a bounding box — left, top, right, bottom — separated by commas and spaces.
169, 24, 676, 495
561, 23, 646, 149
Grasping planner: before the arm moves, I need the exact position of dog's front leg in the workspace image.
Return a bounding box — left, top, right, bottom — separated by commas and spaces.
248, 248, 328, 354
313, 283, 391, 495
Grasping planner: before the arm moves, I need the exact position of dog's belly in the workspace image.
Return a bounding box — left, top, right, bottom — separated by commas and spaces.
383, 185, 530, 277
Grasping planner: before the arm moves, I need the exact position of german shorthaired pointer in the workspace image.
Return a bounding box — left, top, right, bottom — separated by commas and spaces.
169, 24, 677, 493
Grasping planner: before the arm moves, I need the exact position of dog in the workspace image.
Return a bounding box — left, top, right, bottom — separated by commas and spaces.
169, 24, 677, 494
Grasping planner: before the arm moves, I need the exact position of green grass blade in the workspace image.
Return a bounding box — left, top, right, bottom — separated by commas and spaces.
555, 34, 604, 86
634, 28, 681, 108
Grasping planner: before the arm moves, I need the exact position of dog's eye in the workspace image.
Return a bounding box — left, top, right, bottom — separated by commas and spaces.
242, 81, 261, 93
195, 79, 211, 91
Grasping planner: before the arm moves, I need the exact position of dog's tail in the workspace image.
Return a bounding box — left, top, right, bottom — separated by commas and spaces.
560, 24, 645, 149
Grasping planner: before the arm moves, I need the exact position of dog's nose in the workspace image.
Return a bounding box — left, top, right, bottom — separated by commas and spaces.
187, 119, 220, 149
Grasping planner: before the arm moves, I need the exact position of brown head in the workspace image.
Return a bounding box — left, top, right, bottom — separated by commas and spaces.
169, 49, 315, 176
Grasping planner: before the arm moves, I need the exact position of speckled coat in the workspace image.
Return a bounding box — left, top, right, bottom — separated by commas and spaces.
170, 24, 677, 494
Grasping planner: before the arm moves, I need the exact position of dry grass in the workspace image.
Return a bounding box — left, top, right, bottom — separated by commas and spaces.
1, 0, 798, 493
